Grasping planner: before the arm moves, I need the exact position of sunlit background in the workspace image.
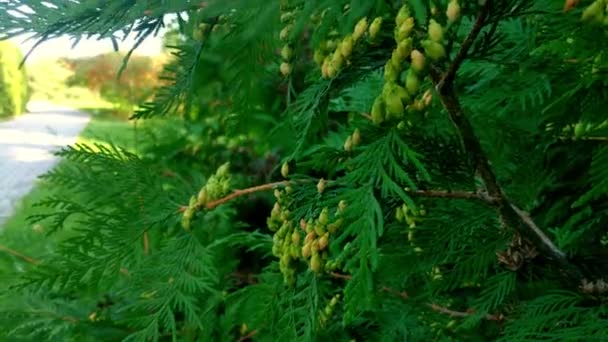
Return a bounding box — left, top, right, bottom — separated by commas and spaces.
9, 33, 165, 63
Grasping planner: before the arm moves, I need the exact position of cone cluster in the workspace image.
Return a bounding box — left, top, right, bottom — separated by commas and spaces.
182, 163, 231, 231
279, 3, 298, 77
318, 293, 341, 327
267, 185, 299, 285
343, 128, 361, 152
395, 201, 426, 252
582, 0, 608, 24
370, 5, 449, 127
300, 202, 346, 274
317, 16, 369, 79
267, 190, 347, 285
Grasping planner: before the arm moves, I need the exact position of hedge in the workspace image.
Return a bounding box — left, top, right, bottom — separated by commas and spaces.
0, 40, 29, 118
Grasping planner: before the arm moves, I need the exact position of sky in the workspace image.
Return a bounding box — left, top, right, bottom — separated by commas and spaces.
9, 32, 165, 64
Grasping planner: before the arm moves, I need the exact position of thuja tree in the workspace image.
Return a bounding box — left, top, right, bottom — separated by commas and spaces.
1, 0, 608, 340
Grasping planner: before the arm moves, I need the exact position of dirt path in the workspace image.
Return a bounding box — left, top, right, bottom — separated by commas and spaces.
0, 102, 90, 226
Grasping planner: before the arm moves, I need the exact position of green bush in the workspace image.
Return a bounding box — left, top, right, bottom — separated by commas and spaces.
4, 1, 608, 341
0, 40, 29, 117
27, 58, 73, 101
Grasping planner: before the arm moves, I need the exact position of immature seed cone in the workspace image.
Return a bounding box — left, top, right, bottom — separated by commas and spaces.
395, 85, 409, 102
368, 17, 383, 40
396, 38, 413, 61
292, 230, 301, 244
281, 161, 289, 178
396, 207, 404, 222
319, 207, 329, 225
410, 50, 426, 72
321, 58, 329, 78
371, 96, 385, 124
384, 61, 398, 82
326, 63, 337, 78
302, 243, 312, 258
341, 35, 353, 58
574, 122, 585, 138
353, 17, 369, 41
582, 0, 604, 22
422, 40, 446, 61
318, 233, 329, 250
343, 135, 353, 152
197, 188, 208, 206
217, 162, 230, 177
396, 5, 411, 27
310, 253, 323, 273
428, 19, 444, 42
317, 178, 327, 194
422, 89, 433, 106
390, 50, 403, 71
280, 24, 292, 41
406, 70, 419, 94
305, 231, 316, 243
385, 92, 404, 118
396, 17, 415, 41
280, 11, 294, 23
351, 128, 361, 146
447, 0, 461, 23
193, 26, 205, 41
182, 207, 193, 231
281, 45, 293, 60
332, 48, 344, 70
280, 62, 292, 76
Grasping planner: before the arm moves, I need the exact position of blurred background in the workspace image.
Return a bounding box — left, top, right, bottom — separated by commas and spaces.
2, 31, 166, 119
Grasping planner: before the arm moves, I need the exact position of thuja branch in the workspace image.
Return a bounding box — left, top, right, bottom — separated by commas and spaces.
430, 0, 585, 283
408, 189, 499, 203
205, 181, 289, 209
0, 243, 40, 265
179, 181, 289, 212
329, 272, 502, 321
436, 0, 492, 91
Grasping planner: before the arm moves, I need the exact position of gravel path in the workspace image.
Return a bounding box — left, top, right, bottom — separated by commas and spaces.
0, 103, 90, 226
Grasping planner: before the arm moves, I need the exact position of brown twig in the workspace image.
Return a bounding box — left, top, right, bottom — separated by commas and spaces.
559, 135, 608, 141
238, 329, 258, 342
329, 272, 502, 321
381, 286, 409, 300
0, 243, 40, 265
430, 0, 584, 284
205, 181, 288, 209
143, 231, 150, 256
361, 112, 373, 120
426, 303, 503, 321
436, 0, 492, 92
179, 181, 289, 212
329, 272, 353, 280
409, 189, 499, 204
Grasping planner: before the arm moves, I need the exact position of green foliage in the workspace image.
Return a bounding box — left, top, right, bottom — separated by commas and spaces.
2, 0, 608, 341
0, 40, 29, 117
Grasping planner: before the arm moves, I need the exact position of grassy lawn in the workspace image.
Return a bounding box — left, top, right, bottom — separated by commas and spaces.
0, 106, 136, 286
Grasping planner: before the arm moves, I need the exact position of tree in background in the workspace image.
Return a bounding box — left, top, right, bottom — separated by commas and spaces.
0, 40, 29, 117
64, 52, 164, 116
1, 1, 608, 341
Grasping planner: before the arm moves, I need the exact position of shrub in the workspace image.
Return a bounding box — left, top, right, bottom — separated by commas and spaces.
27, 58, 74, 101
2, 1, 608, 341
0, 40, 29, 117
